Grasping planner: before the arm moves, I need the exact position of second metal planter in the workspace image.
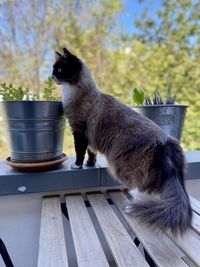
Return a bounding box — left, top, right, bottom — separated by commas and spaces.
132, 105, 188, 140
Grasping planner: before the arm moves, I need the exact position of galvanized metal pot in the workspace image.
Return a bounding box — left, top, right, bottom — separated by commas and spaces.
2, 101, 66, 162
131, 105, 188, 140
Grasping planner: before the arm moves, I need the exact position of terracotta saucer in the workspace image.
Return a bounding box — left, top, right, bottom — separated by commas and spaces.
6, 153, 68, 172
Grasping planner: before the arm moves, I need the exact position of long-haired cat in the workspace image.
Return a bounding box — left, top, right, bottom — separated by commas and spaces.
52, 48, 192, 235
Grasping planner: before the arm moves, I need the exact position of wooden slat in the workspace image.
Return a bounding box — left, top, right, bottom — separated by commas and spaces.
109, 191, 188, 267
88, 193, 149, 267
169, 229, 200, 267
190, 196, 200, 215
38, 197, 68, 267
65, 194, 109, 267
192, 211, 200, 234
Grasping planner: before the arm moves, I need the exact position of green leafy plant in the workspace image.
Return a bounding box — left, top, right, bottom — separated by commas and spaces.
0, 83, 36, 101
42, 77, 60, 101
0, 77, 61, 101
132, 88, 176, 106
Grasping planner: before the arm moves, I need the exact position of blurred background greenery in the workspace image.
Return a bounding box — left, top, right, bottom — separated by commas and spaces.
0, 0, 200, 159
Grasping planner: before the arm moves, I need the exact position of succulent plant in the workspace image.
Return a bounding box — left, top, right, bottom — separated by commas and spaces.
132, 87, 176, 106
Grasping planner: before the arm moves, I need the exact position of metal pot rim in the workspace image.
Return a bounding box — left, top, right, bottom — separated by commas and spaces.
2, 100, 62, 103
131, 104, 189, 108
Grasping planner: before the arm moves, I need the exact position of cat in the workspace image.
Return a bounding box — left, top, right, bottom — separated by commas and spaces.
52, 47, 192, 235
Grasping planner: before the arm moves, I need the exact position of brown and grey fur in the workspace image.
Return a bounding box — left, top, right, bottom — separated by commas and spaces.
52, 48, 192, 235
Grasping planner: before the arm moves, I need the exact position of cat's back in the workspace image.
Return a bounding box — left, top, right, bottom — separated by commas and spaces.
98, 93, 161, 129
94, 92, 167, 145
98, 93, 134, 120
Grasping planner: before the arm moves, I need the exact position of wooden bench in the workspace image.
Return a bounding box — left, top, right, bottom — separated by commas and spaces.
37, 189, 200, 267
0, 154, 200, 266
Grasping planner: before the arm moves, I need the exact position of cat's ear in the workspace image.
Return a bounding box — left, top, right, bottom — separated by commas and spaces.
63, 48, 72, 58
55, 51, 62, 61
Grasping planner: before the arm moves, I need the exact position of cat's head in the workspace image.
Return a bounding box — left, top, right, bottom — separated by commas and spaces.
52, 48, 82, 85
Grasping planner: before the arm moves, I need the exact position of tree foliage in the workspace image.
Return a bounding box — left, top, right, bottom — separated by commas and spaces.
132, 0, 200, 150
0, 0, 199, 159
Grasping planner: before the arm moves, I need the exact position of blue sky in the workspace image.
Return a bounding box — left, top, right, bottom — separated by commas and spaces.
121, 0, 162, 35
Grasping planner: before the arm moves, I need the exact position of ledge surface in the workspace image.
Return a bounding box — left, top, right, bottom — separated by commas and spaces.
0, 151, 199, 196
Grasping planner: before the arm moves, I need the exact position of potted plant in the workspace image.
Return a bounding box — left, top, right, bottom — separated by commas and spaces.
131, 88, 188, 140
0, 78, 66, 164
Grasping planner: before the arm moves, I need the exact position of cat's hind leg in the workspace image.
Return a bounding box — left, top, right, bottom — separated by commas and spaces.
86, 147, 97, 167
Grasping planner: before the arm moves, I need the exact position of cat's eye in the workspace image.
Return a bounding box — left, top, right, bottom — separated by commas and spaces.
58, 68, 62, 73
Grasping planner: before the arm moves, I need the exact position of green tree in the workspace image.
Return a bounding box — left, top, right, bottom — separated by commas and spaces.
0, 0, 200, 159
116, 0, 200, 150
0, 0, 124, 159
52, 0, 123, 88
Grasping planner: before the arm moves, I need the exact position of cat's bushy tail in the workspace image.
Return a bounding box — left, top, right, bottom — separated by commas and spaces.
125, 139, 192, 236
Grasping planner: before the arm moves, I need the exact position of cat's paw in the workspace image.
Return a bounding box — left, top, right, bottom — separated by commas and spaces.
123, 203, 135, 214
71, 162, 82, 169
86, 160, 96, 167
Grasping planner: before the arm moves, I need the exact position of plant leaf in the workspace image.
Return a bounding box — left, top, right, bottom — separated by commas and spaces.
132, 88, 145, 105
